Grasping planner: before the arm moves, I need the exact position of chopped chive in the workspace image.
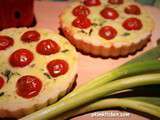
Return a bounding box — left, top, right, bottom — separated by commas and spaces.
92, 23, 98, 27
43, 73, 52, 79
61, 49, 69, 53
89, 28, 93, 36
1, 70, 14, 82
99, 21, 106, 26
122, 32, 130, 36
78, 30, 88, 35
30, 64, 36, 68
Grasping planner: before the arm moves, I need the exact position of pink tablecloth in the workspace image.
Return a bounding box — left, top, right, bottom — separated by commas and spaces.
34, 1, 160, 120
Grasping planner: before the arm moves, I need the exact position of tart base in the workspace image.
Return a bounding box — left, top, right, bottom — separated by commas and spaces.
0, 75, 77, 118
61, 27, 151, 58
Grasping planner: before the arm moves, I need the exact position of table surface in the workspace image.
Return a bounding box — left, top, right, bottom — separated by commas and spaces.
34, 1, 160, 120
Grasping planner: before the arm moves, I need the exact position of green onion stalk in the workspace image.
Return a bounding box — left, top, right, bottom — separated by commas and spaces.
20, 73, 160, 120
60, 45, 160, 100
55, 97, 160, 120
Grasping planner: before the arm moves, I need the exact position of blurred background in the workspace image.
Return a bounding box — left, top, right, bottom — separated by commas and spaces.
36, 0, 160, 8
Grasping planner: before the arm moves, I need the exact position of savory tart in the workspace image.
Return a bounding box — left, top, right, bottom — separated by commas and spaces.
0, 28, 77, 118
60, 0, 154, 57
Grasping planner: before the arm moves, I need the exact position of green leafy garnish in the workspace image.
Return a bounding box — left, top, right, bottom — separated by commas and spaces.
1, 70, 14, 82
89, 28, 93, 36
91, 23, 98, 27
61, 49, 69, 53
78, 30, 88, 35
122, 32, 130, 36
43, 73, 52, 79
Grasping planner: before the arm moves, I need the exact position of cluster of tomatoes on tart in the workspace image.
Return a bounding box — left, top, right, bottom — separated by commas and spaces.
0, 28, 77, 118
60, 0, 154, 57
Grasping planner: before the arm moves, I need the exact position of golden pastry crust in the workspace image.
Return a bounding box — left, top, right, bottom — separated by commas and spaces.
61, 26, 151, 57
60, 0, 154, 58
0, 76, 77, 118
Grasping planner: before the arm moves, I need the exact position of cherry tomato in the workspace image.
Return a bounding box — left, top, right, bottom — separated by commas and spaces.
123, 18, 142, 30
99, 26, 117, 40
125, 5, 141, 15
47, 59, 68, 77
21, 30, 40, 43
108, 0, 123, 4
9, 49, 34, 67
0, 36, 14, 51
72, 16, 91, 29
0, 76, 4, 89
16, 75, 42, 98
36, 39, 60, 55
100, 7, 119, 20
84, 0, 101, 6
72, 5, 90, 17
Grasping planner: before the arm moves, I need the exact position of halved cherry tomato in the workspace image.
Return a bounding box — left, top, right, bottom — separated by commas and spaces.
9, 49, 34, 67
125, 5, 141, 15
108, 0, 123, 4
100, 7, 119, 20
84, 0, 101, 6
123, 18, 142, 30
36, 39, 60, 55
16, 75, 42, 98
21, 30, 40, 43
0, 36, 14, 50
72, 16, 91, 29
72, 5, 90, 17
99, 26, 117, 40
47, 59, 68, 77
0, 76, 4, 89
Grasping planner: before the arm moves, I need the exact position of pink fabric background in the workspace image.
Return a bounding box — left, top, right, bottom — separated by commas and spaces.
34, 1, 160, 120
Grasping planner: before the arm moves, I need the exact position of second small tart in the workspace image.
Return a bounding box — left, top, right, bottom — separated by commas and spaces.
60, 0, 154, 57
0, 28, 77, 118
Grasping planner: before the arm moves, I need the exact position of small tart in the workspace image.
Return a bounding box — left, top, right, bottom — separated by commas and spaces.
0, 28, 77, 118
60, 0, 154, 57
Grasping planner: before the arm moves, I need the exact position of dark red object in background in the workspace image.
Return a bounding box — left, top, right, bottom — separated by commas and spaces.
0, 0, 35, 30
